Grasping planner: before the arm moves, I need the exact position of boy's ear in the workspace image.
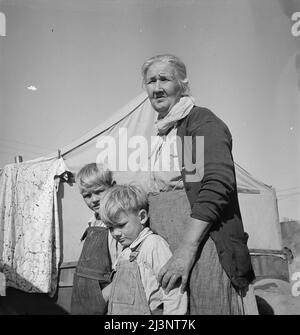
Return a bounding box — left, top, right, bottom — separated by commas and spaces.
139, 209, 148, 225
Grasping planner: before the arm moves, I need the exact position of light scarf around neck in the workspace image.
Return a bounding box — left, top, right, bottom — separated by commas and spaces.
154, 95, 195, 135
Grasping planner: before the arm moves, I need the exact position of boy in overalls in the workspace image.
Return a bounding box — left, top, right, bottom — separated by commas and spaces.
99, 184, 187, 315
70, 163, 121, 314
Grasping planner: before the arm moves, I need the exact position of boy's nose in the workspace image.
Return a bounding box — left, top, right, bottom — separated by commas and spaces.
91, 194, 99, 203
112, 228, 121, 238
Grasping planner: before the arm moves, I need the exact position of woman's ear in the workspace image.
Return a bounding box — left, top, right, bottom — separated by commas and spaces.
139, 209, 148, 225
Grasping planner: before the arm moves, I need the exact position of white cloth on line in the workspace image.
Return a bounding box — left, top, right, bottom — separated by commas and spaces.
0, 157, 68, 295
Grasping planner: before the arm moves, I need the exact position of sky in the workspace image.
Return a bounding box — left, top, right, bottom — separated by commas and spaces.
0, 0, 299, 221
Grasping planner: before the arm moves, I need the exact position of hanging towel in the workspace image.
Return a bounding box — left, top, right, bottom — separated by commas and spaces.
0, 157, 68, 296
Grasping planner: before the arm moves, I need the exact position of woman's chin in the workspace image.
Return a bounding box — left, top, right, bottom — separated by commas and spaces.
151, 102, 168, 115
155, 107, 170, 118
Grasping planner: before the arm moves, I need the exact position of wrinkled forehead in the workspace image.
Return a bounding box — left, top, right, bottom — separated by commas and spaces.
146, 61, 177, 79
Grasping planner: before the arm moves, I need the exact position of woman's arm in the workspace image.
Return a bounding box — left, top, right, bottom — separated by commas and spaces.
158, 108, 236, 294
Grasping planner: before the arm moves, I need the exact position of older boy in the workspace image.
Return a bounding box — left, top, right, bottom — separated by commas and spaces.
100, 184, 187, 315
70, 163, 121, 315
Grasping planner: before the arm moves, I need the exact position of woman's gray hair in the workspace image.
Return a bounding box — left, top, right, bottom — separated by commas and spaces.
141, 54, 191, 95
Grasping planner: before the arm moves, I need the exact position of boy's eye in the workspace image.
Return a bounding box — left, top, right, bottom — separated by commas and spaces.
82, 193, 91, 199
94, 190, 104, 195
117, 222, 127, 227
110, 222, 127, 230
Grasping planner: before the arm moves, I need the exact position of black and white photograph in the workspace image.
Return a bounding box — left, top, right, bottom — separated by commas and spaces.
0, 0, 299, 319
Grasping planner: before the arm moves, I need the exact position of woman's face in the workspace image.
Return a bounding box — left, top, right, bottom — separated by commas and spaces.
145, 61, 183, 118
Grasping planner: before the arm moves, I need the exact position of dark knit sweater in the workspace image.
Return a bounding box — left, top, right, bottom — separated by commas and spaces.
176, 106, 255, 289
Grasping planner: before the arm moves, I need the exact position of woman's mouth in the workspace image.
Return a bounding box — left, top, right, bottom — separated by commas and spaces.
153, 92, 166, 100
153, 97, 168, 106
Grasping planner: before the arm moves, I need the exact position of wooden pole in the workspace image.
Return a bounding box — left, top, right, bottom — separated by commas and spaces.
14, 155, 23, 163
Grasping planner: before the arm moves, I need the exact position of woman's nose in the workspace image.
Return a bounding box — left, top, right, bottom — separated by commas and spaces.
154, 80, 162, 91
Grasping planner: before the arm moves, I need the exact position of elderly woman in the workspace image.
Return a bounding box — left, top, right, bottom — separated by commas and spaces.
142, 54, 256, 314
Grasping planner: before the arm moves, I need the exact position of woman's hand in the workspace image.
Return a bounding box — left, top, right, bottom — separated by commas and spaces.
158, 243, 198, 294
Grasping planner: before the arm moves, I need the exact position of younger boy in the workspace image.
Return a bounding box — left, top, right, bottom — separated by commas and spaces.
100, 184, 187, 315
70, 163, 121, 315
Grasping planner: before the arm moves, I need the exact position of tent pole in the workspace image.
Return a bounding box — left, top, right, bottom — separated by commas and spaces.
14, 155, 23, 163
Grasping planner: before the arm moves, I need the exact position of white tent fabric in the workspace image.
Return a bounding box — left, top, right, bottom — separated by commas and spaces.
52, 93, 282, 260
235, 165, 282, 250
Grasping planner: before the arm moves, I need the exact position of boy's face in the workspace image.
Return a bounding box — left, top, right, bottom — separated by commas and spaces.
81, 185, 109, 212
108, 210, 148, 248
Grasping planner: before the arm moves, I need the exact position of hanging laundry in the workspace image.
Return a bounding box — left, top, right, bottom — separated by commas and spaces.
0, 157, 68, 296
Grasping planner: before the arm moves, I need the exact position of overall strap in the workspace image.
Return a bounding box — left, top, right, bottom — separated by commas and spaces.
129, 240, 144, 262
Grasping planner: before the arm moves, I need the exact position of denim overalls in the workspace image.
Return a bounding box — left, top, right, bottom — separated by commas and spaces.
70, 226, 112, 314
107, 244, 151, 315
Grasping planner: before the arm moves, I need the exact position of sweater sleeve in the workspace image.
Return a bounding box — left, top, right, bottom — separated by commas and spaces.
186, 109, 237, 224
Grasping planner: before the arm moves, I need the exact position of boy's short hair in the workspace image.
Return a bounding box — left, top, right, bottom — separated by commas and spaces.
76, 163, 114, 192
100, 184, 149, 226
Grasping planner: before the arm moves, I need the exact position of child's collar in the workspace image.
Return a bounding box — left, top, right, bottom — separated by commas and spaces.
94, 212, 101, 220
129, 227, 153, 251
